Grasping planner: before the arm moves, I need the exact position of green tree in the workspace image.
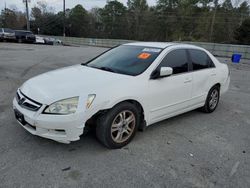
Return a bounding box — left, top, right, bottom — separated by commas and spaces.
211, 0, 249, 43
198, 0, 213, 7
0, 8, 26, 29
1, 0, 250, 43
31, 2, 63, 35
100, 0, 127, 39
88, 8, 103, 37
234, 18, 250, 44
127, 0, 149, 40
68, 5, 89, 37
156, 0, 178, 9
175, 0, 201, 41
238, 1, 250, 25
154, 0, 181, 41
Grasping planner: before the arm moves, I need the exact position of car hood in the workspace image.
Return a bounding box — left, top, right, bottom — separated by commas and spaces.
20, 65, 131, 104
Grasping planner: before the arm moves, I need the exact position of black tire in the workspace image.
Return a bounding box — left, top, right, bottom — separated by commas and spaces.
18, 39, 22, 43
201, 85, 220, 113
96, 102, 140, 149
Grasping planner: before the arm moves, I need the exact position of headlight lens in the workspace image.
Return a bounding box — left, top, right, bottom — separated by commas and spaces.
44, 97, 79, 115
86, 94, 96, 109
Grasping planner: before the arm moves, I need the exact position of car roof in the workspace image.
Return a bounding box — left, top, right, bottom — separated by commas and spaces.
124, 42, 176, 48
124, 42, 205, 51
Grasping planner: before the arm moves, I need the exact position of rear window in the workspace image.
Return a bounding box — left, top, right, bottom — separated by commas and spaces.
189, 49, 215, 70
86, 45, 162, 76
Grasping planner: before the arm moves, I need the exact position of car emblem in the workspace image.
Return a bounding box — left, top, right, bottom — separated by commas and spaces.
18, 97, 26, 105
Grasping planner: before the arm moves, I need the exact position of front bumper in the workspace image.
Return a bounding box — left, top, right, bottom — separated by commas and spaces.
13, 97, 86, 144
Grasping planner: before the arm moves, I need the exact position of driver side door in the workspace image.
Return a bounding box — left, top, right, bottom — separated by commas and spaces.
146, 49, 193, 124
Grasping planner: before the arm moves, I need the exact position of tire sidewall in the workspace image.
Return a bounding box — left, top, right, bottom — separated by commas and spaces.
101, 103, 140, 148
206, 86, 220, 113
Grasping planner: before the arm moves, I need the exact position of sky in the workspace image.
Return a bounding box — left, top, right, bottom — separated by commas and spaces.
0, 0, 156, 12
0, 0, 248, 12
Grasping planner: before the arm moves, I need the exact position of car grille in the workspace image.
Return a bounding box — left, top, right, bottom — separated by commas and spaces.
16, 90, 42, 111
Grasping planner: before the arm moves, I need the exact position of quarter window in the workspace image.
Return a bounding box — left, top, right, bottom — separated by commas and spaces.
189, 49, 214, 70
159, 49, 188, 74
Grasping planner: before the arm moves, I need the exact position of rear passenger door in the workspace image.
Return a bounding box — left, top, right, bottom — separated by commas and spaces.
188, 49, 216, 105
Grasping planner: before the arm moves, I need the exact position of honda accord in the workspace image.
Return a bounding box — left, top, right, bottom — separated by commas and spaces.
13, 42, 230, 148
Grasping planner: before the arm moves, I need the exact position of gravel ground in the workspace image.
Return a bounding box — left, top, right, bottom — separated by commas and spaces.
0, 43, 249, 188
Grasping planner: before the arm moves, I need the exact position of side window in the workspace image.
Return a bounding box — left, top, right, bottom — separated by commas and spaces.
159, 49, 188, 74
189, 49, 214, 70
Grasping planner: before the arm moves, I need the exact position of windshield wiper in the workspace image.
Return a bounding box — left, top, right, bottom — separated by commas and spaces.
99, 66, 116, 73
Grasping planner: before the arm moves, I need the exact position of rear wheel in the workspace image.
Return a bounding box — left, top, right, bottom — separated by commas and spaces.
201, 86, 220, 113
96, 102, 139, 149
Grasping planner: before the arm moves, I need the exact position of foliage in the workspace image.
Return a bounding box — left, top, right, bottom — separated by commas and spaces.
67, 5, 88, 37
0, 0, 249, 44
234, 18, 250, 44
99, 0, 127, 39
127, 0, 149, 40
0, 8, 26, 29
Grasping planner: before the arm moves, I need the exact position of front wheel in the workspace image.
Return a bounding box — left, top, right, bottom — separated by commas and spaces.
201, 86, 220, 113
96, 102, 140, 149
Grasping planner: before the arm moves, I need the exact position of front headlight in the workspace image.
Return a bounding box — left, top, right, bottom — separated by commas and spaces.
44, 97, 79, 115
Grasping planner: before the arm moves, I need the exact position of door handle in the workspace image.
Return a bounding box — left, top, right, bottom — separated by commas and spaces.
211, 73, 216, 76
184, 78, 192, 83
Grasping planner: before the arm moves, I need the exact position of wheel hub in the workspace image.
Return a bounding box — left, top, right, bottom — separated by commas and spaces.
209, 89, 218, 110
111, 110, 136, 143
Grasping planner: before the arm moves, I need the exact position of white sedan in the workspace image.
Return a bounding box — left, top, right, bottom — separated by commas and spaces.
13, 42, 230, 148
35, 35, 45, 44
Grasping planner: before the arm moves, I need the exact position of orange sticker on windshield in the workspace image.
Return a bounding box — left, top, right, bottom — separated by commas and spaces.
138, 53, 151, 59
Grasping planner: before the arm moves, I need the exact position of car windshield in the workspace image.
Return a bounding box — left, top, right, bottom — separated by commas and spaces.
15, 31, 32, 34
85, 45, 162, 76
4, 28, 14, 33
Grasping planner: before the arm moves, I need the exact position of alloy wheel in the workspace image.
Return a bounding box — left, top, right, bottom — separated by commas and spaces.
209, 89, 219, 110
111, 110, 136, 143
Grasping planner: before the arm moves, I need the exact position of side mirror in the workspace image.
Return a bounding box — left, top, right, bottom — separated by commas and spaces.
160, 67, 173, 77
150, 67, 173, 79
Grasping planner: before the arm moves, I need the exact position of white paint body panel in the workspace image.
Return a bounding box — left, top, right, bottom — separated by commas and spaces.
13, 43, 230, 143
